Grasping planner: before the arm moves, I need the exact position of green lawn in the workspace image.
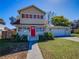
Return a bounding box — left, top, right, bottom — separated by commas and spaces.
38, 39, 79, 59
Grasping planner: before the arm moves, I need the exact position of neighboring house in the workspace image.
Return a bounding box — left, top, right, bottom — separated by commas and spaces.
71, 20, 79, 33
71, 20, 79, 29
0, 18, 16, 39
0, 18, 5, 39
10, 5, 71, 40
2, 28, 16, 39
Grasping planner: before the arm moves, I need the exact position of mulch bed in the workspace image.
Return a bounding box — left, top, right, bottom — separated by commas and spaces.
0, 51, 27, 59
0, 42, 28, 56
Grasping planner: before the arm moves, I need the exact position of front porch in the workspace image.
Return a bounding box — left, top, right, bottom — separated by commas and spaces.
16, 25, 45, 41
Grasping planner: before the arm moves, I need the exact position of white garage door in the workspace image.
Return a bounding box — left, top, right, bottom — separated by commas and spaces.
51, 28, 67, 37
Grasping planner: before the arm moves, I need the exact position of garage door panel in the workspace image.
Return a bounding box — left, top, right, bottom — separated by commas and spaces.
51, 29, 66, 36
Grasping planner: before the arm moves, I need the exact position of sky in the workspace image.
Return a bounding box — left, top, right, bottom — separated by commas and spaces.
0, 0, 79, 29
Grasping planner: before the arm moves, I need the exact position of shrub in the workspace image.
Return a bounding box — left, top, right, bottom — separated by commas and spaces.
15, 33, 20, 40
74, 29, 79, 34
39, 35, 44, 41
15, 34, 28, 42
1, 34, 28, 42
19, 35, 28, 42
44, 32, 54, 40
39, 32, 54, 42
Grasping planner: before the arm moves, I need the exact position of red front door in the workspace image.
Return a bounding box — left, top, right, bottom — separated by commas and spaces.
30, 26, 35, 36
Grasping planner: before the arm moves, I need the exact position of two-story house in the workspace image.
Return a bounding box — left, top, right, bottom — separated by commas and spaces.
0, 18, 5, 39
11, 5, 71, 41
11, 5, 47, 41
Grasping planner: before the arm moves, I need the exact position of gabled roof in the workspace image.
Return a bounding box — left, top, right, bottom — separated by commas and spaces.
12, 20, 20, 25
18, 5, 46, 14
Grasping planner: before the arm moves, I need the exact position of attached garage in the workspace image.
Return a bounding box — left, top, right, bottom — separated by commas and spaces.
50, 26, 71, 37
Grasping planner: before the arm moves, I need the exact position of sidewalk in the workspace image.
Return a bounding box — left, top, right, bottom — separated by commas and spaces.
58, 37, 79, 42
26, 42, 43, 59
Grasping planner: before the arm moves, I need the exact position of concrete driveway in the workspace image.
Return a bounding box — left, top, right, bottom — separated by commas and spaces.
57, 37, 79, 42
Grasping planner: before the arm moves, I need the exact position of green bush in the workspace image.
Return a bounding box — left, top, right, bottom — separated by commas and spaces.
15, 33, 20, 40
0, 34, 28, 42
15, 34, 28, 42
39, 32, 54, 42
20, 35, 28, 42
44, 32, 54, 40
74, 29, 79, 34
39, 35, 44, 41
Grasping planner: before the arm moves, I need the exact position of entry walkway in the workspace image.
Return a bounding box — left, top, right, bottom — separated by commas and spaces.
26, 41, 44, 59
58, 37, 79, 42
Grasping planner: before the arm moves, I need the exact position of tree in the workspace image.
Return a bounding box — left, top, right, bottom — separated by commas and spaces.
47, 11, 56, 24
76, 20, 79, 28
71, 19, 79, 29
51, 16, 70, 26
9, 16, 16, 24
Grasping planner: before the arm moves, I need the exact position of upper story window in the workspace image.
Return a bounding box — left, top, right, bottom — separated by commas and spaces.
22, 14, 28, 18
37, 15, 40, 19
22, 14, 44, 19
29, 14, 32, 18
22, 14, 25, 18
41, 15, 43, 19
34, 15, 36, 18
26, 14, 28, 18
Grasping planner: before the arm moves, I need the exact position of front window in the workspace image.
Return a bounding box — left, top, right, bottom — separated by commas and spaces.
23, 27, 26, 29
37, 28, 44, 32
26, 14, 28, 18
41, 15, 43, 19
29, 14, 32, 18
37, 15, 40, 19
34, 15, 36, 18
22, 14, 25, 18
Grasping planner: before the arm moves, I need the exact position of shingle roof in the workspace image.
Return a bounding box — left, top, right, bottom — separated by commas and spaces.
18, 5, 46, 14
12, 20, 20, 24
